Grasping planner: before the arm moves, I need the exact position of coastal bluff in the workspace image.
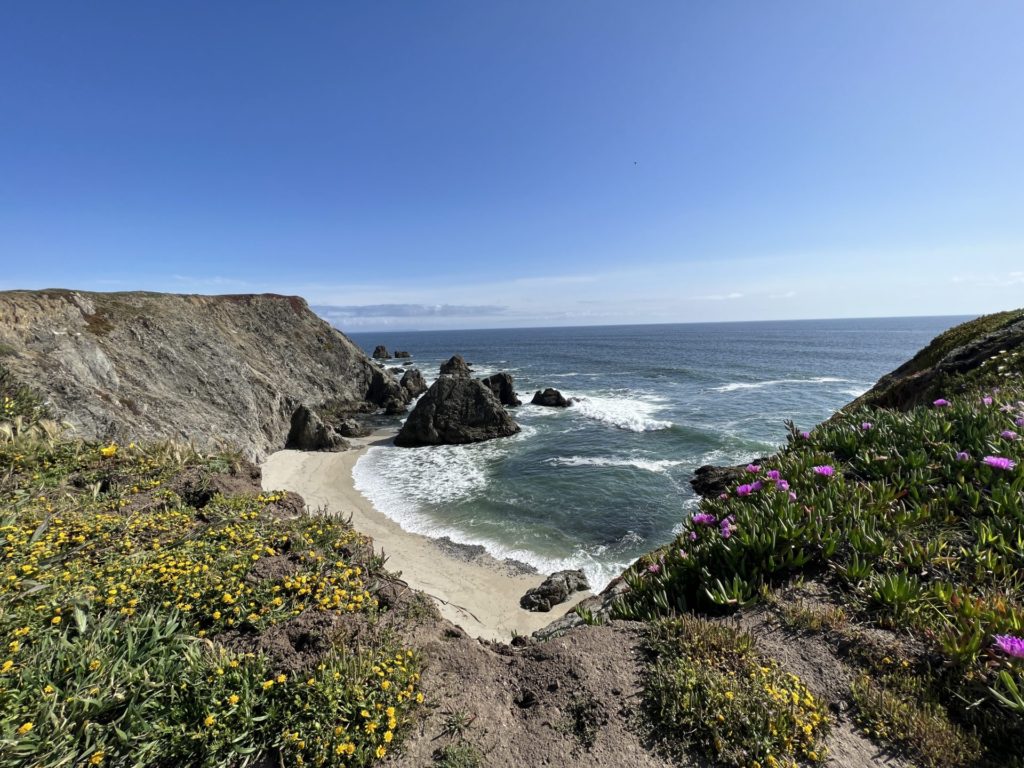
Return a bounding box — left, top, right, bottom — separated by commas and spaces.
0, 289, 407, 459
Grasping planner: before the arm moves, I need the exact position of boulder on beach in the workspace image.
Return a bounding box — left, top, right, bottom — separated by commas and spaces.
394, 376, 520, 447
400, 368, 428, 398
531, 388, 572, 407
520, 569, 590, 612
372, 345, 389, 359
439, 354, 472, 377
336, 418, 371, 438
482, 372, 522, 407
285, 405, 349, 452
394, 350, 411, 358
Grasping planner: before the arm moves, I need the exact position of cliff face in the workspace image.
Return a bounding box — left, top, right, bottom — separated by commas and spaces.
848, 309, 1024, 411
0, 289, 406, 459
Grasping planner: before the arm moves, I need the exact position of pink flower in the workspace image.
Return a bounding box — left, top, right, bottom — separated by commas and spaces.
860, 422, 873, 430
788, 491, 798, 502
720, 516, 735, 539
982, 396, 993, 406
933, 398, 950, 407
993, 634, 1024, 659
812, 465, 835, 477
677, 549, 688, 559
647, 563, 661, 574
718, 492, 729, 501
746, 463, 761, 473
688, 531, 698, 541
766, 469, 781, 481
983, 456, 1016, 471
1000, 430, 1018, 440
735, 484, 754, 497
799, 431, 810, 439
776, 479, 790, 491
692, 512, 718, 526
1016, 416, 1024, 427
956, 451, 970, 462
750, 481, 763, 492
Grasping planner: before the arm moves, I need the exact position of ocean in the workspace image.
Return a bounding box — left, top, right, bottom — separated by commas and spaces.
347, 316, 966, 590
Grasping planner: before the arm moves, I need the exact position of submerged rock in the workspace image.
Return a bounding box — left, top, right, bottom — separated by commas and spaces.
400, 368, 428, 398
372, 345, 389, 359
531, 388, 572, 407
439, 354, 472, 377
520, 569, 590, 612
394, 376, 520, 447
482, 372, 522, 407
394, 350, 411, 358
285, 405, 349, 452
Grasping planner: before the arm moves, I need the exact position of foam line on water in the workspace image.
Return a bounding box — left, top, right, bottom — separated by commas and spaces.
547, 455, 687, 474
566, 393, 673, 432
352, 441, 631, 589
710, 376, 849, 393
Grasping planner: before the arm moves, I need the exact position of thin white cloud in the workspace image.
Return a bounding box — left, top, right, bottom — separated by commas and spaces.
693, 292, 744, 301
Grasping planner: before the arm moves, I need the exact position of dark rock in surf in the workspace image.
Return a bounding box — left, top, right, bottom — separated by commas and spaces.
482, 372, 521, 407
439, 354, 472, 377
520, 569, 590, 612
395, 376, 520, 447
531, 388, 572, 407
372, 345, 389, 359
394, 351, 411, 358
400, 368, 428, 398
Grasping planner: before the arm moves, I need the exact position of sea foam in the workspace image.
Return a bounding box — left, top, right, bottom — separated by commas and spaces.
568, 394, 673, 432
711, 376, 849, 393
547, 455, 686, 474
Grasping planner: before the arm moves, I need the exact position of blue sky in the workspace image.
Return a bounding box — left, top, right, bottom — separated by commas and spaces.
2, 2, 1022, 331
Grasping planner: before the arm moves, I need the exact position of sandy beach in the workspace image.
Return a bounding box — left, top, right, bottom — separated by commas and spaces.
261, 434, 592, 642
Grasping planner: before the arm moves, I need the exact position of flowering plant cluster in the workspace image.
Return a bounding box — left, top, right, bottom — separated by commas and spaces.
619, 375, 1024, 763
0, 406, 422, 766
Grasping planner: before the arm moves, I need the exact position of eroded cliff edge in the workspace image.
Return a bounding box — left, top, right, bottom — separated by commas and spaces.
0, 289, 406, 459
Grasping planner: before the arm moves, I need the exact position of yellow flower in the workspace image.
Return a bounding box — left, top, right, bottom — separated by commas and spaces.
51, 616, 62, 625
89, 659, 101, 671
228, 694, 240, 705
380, 679, 391, 690
17, 722, 33, 735
89, 751, 105, 765
384, 730, 394, 743
100, 444, 118, 457
276, 673, 287, 684
1, 660, 13, 673
415, 692, 424, 704
204, 714, 216, 727
262, 680, 274, 690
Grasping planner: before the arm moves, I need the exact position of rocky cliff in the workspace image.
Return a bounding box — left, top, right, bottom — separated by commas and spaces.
0, 289, 407, 459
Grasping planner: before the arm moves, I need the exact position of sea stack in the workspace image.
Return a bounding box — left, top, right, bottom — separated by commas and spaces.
395, 376, 520, 447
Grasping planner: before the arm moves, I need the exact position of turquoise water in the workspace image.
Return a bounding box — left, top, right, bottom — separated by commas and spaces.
347, 317, 965, 588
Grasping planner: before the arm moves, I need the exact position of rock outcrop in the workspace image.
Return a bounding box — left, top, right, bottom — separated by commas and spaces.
531, 388, 572, 407
848, 309, 1024, 411
439, 355, 472, 377
394, 376, 520, 447
520, 569, 590, 612
336, 418, 371, 438
0, 290, 408, 459
482, 372, 521, 407
372, 345, 389, 359
285, 405, 349, 452
400, 368, 428, 398
691, 463, 754, 498
394, 350, 411, 358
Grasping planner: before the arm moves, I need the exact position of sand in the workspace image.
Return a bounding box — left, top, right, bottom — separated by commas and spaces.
261, 435, 591, 642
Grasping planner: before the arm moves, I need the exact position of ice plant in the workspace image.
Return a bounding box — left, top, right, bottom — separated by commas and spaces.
799, 431, 810, 439
766, 469, 781, 481
692, 512, 717, 526
719, 516, 735, 539
776, 479, 790, 491
982, 396, 994, 406
788, 491, 798, 502
812, 465, 835, 477
735, 484, 754, 497
1000, 430, 1018, 440
861, 422, 873, 430
933, 398, 950, 407
993, 634, 1024, 659
750, 480, 763, 492
746, 463, 761, 473
956, 451, 970, 462
983, 456, 1016, 471
647, 563, 661, 574
1016, 416, 1024, 427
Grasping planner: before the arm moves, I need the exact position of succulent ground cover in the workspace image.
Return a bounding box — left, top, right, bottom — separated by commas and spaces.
619, 360, 1024, 765
0, 370, 422, 767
